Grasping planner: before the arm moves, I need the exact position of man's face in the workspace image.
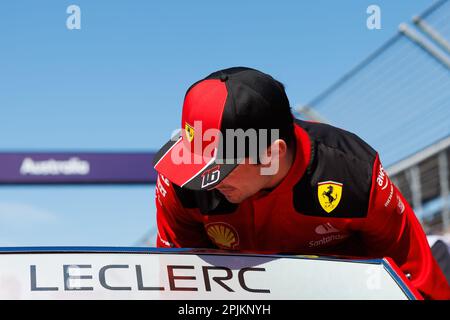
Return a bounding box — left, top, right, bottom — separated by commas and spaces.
214, 161, 272, 204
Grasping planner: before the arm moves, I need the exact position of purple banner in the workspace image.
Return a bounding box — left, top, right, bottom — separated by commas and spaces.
0, 153, 157, 184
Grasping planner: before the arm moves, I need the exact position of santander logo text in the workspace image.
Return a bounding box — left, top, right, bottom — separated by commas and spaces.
314, 223, 340, 235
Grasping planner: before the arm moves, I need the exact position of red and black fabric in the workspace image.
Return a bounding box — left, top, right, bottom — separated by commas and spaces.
155, 120, 450, 300
153, 67, 293, 190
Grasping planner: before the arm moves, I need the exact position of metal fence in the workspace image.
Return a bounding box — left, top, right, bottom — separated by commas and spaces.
138, 1, 450, 246
298, 0, 450, 234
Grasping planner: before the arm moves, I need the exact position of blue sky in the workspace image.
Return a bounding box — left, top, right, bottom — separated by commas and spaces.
0, 0, 433, 246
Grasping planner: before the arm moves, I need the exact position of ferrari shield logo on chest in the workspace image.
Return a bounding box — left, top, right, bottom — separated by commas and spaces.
318, 181, 343, 213
185, 122, 195, 142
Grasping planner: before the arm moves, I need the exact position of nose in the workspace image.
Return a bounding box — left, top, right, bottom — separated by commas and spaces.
214, 174, 235, 191
215, 180, 226, 189
215, 182, 233, 191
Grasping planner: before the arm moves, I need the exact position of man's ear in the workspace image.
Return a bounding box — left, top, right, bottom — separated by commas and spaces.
261, 139, 287, 165
274, 139, 287, 158
259, 140, 287, 176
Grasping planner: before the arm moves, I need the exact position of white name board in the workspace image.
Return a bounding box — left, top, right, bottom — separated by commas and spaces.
0, 249, 418, 300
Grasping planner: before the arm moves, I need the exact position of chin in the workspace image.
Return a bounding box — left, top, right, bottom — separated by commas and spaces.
225, 194, 249, 204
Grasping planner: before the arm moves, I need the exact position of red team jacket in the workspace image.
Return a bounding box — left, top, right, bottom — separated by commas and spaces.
155, 120, 450, 299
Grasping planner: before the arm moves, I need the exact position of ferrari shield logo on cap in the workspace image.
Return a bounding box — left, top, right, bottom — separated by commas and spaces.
318, 181, 343, 213
185, 122, 195, 142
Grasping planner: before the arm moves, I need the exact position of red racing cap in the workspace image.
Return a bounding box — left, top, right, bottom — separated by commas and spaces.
152, 67, 294, 190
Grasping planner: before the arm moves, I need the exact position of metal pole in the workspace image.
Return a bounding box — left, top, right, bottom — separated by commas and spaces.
399, 23, 450, 70
296, 105, 330, 123
438, 151, 450, 233
408, 165, 423, 223
413, 16, 450, 55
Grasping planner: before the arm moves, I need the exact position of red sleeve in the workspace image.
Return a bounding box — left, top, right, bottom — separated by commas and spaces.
360, 154, 450, 300
155, 173, 213, 249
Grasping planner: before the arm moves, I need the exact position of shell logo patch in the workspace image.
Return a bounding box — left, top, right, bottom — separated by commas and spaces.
205, 222, 239, 249
318, 181, 343, 214
185, 122, 195, 142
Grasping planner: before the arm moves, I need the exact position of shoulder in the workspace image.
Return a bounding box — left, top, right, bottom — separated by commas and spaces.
293, 120, 377, 218
295, 119, 376, 163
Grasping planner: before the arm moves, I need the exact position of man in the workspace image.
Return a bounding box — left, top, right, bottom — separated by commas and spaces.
152, 67, 450, 299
